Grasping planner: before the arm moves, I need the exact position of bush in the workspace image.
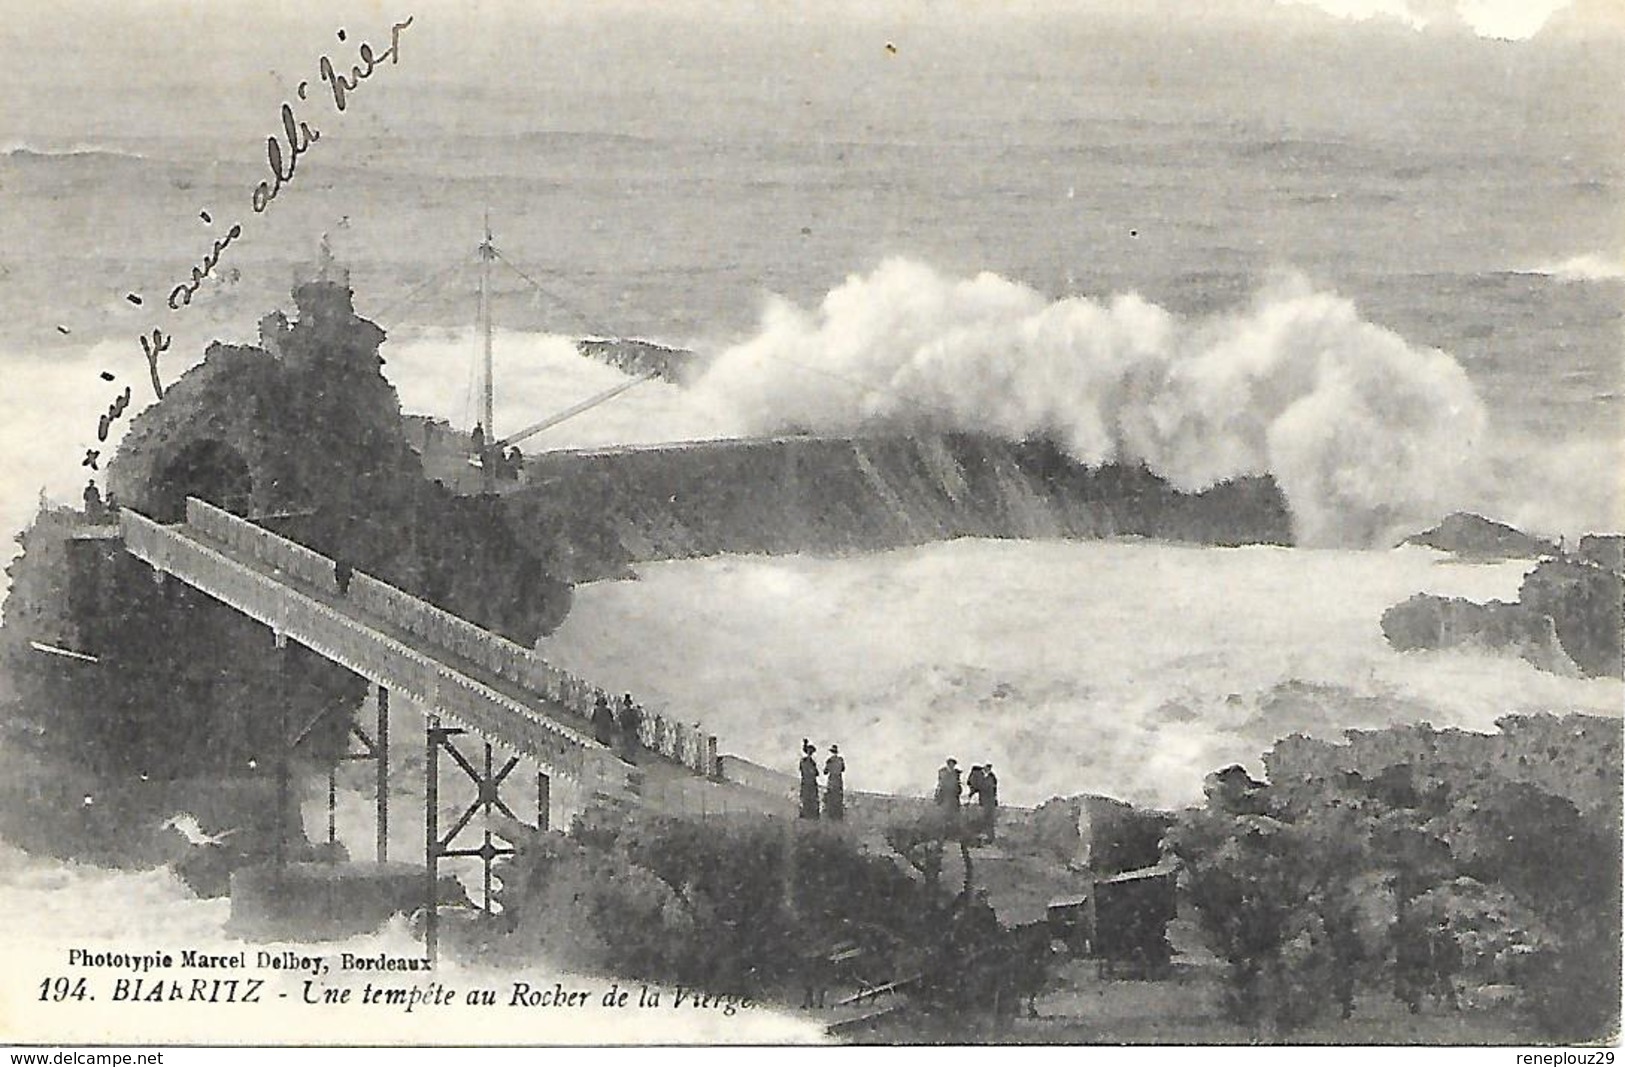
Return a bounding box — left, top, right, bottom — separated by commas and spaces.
497, 814, 938, 997
1178, 726, 1622, 1041
1171, 803, 1361, 1033
495, 830, 695, 981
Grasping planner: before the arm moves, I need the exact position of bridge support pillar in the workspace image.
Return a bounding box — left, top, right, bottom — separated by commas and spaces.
536, 771, 550, 833
272, 633, 289, 869
376, 686, 390, 864
425, 715, 441, 966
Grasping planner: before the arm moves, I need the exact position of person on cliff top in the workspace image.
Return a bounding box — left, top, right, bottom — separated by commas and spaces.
591, 692, 616, 748
617, 693, 642, 764
976, 763, 999, 842
799, 741, 821, 820
823, 745, 846, 821
966, 764, 987, 804
935, 758, 962, 810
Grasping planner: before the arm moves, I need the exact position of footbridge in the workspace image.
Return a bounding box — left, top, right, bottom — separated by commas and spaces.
118, 497, 747, 954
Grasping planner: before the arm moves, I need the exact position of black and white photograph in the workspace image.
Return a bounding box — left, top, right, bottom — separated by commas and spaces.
0, 0, 1619, 1050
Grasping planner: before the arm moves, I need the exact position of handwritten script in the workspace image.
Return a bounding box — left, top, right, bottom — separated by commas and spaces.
82, 16, 415, 471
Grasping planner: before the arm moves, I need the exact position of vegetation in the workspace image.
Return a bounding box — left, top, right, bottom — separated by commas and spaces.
1170, 717, 1622, 1041
487, 810, 1052, 1029
494, 814, 934, 994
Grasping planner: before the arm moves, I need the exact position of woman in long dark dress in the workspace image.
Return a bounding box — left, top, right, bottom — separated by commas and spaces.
798, 741, 820, 819
591, 692, 616, 747
823, 745, 846, 821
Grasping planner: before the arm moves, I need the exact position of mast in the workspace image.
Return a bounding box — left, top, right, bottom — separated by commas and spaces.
477, 211, 496, 442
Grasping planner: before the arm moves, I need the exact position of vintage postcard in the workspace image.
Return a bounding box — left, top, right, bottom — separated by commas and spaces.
0, 0, 1620, 1052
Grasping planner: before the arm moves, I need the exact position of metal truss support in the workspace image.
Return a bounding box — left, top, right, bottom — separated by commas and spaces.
423, 721, 552, 964
323, 685, 391, 863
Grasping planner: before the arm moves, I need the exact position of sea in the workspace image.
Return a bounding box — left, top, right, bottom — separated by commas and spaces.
0, 4, 1619, 1045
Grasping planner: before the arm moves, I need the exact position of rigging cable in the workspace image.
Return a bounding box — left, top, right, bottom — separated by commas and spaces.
363, 253, 478, 327
490, 248, 618, 340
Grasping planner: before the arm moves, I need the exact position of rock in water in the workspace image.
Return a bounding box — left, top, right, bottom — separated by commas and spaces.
1403, 512, 1559, 560
1381, 593, 1580, 677
1519, 559, 1625, 679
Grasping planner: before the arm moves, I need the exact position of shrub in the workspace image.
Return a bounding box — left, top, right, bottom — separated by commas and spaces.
1180, 725, 1622, 1041
498, 813, 939, 998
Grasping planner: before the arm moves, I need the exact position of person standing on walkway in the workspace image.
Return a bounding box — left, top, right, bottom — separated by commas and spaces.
617, 693, 642, 764
82, 481, 105, 522
591, 691, 616, 748
935, 758, 962, 810
823, 745, 846, 821
799, 741, 821, 820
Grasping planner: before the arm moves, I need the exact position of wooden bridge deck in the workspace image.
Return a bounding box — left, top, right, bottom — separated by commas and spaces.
120, 499, 670, 806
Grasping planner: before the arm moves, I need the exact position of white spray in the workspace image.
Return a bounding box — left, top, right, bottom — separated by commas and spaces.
692, 259, 1490, 547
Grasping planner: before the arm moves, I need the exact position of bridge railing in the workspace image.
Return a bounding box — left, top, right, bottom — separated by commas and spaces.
122, 508, 635, 801
345, 572, 578, 707
185, 498, 340, 595
175, 499, 718, 780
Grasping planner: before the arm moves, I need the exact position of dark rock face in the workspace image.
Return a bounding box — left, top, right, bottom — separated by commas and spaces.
1576, 535, 1625, 575
1, 281, 570, 803
1519, 560, 1625, 679
574, 337, 698, 383
1380, 593, 1580, 676
1, 507, 353, 782
1403, 512, 1560, 559
1387, 514, 1622, 680
508, 434, 1293, 580
103, 280, 572, 643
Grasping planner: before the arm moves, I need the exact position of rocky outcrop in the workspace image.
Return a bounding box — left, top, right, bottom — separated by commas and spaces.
575, 338, 699, 383
2, 280, 571, 793
1403, 512, 1559, 559
506, 434, 1293, 580
1576, 535, 1625, 575
1267, 714, 1622, 831
1380, 593, 1580, 676
1029, 793, 1172, 875
101, 280, 571, 643
1519, 559, 1625, 679
1387, 517, 1622, 680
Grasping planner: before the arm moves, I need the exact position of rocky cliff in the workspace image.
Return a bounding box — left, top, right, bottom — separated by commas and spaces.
1519, 559, 1625, 679
1, 280, 570, 796
504, 434, 1293, 580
